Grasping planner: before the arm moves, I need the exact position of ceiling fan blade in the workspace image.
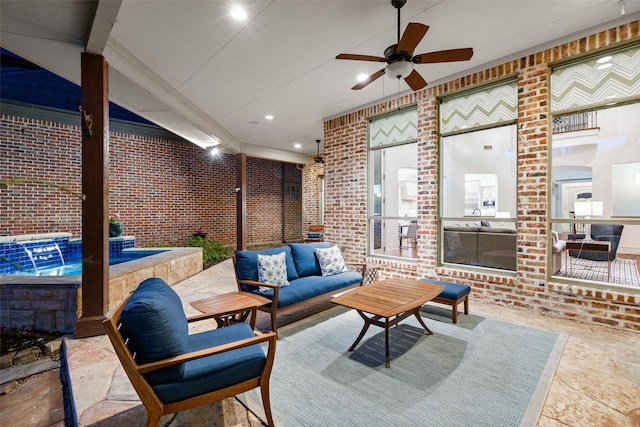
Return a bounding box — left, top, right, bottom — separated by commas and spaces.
336, 53, 387, 62
404, 69, 427, 91
413, 48, 474, 64
397, 23, 429, 55
351, 69, 385, 90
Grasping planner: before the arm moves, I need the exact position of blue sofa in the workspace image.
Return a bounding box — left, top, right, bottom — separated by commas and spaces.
233, 242, 365, 334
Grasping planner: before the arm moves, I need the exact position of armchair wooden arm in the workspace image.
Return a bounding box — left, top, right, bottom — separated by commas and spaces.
137, 333, 276, 374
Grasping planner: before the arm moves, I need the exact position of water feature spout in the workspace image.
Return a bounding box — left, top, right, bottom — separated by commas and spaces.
17, 240, 65, 271
18, 243, 37, 270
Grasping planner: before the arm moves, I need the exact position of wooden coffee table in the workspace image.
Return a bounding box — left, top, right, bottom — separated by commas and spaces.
331, 278, 445, 368
190, 291, 270, 329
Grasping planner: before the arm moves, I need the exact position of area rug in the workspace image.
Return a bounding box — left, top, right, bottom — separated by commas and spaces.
558, 256, 640, 287
240, 306, 567, 427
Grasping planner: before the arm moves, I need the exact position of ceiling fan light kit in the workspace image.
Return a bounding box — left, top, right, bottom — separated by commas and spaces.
336, 0, 473, 92
385, 60, 414, 79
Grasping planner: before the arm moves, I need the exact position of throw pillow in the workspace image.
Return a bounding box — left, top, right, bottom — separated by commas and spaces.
257, 252, 290, 293
315, 245, 348, 277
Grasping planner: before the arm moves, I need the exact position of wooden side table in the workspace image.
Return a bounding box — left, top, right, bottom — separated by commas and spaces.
190, 291, 270, 329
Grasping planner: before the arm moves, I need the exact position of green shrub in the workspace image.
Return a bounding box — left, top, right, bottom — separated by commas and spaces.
187, 236, 228, 267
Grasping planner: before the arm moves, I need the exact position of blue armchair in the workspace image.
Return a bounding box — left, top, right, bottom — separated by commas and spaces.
103, 278, 276, 426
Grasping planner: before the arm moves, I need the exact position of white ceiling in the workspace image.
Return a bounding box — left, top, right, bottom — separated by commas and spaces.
2, 1, 639, 164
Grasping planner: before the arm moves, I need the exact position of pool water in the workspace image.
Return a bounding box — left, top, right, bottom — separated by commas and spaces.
10, 251, 166, 276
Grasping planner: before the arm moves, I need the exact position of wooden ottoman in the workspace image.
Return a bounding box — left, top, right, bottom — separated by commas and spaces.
418, 279, 471, 323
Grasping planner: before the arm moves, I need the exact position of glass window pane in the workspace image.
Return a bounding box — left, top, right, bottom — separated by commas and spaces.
368, 108, 418, 260
550, 102, 640, 288
440, 125, 517, 271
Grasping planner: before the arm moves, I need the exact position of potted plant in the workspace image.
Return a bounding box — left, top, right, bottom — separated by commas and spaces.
193, 226, 207, 239
109, 213, 123, 237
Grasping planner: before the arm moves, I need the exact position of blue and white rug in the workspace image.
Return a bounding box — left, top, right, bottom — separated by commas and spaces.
241, 306, 567, 427
558, 257, 640, 287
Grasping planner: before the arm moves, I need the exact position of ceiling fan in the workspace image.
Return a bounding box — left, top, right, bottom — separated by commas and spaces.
336, 0, 473, 91
314, 139, 324, 164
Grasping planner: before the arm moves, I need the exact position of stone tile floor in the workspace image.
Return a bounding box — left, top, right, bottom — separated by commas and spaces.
2, 258, 639, 426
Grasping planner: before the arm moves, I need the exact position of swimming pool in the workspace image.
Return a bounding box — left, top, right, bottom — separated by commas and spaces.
9, 250, 167, 276
0, 233, 169, 276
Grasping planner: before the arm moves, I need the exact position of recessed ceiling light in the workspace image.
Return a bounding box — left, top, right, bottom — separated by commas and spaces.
357, 74, 369, 82
597, 63, 612, 70
231, 7, 247, 20
265, 115, 274, 120
596, 56, 612, 64
294, 143, 302, 149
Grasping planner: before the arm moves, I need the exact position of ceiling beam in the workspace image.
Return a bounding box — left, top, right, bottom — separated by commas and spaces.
86, 0, 122, 55
103, 38, 244, 153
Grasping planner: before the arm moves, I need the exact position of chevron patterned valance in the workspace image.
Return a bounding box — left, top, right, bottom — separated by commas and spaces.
369, 108, 417, 148
551, 44, 640, 113
440, 81, 517, 134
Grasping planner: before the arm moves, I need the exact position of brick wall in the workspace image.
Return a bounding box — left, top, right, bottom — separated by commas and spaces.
246, 158, 303, 246
323, 22, 640, 331
302, 156, 323, 237
1, 115, 302, 249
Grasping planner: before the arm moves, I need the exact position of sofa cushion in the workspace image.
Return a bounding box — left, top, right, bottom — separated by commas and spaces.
479, 226, 515, 234
151, 322, 266, 404
276, 272, 363, 307
315, 245, 348, 276
235, 245, 298, 282
444, 226, 480, 232
419, 279, 471, 300
120, 278, 188, 385
289, 242, 331, 277
257, 251, 290, 292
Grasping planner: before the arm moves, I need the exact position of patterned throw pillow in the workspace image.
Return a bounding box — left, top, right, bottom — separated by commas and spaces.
315, 245, 348, 277
257, 252, 290, 293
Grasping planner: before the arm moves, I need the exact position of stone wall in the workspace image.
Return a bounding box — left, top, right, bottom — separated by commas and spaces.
0, 281, 79, 333
322, 22, 640, 331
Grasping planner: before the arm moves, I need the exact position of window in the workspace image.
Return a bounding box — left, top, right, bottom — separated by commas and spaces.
286, 184, 300, 200
368, 108, 418, 259
439, 81, 518, 271
550, 44, 640, 289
